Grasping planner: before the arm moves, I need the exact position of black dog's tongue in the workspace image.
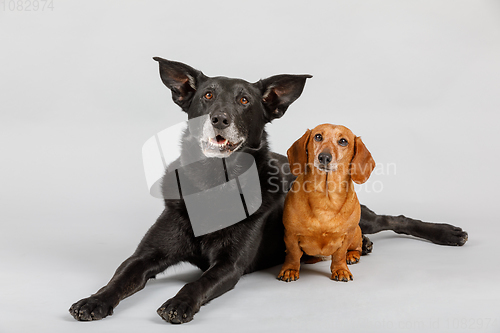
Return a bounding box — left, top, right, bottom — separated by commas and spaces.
209, 135, 230, 149
215, 135, 227, 144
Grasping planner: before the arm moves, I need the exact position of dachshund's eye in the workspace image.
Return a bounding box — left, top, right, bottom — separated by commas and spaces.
240, 97, 249, 105
204, 92, 214, 100
338, 138, 348, 147
314, 134, 323, 142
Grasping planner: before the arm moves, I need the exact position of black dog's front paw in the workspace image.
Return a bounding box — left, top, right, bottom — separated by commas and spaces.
69, 296, 114, 321
157, 297, 197, 324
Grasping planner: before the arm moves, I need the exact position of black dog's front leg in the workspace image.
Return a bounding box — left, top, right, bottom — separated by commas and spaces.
157, 261, 244, 324
69, 252, 170, 321
69, 208, 193, 321
359, 205, 468, 246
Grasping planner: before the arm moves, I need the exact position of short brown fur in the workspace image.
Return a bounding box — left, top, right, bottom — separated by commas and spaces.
278, 124, 375, 282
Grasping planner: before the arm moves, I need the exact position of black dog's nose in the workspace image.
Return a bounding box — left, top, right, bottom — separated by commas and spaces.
318, 152, 332, 165
211, 112, 230, 130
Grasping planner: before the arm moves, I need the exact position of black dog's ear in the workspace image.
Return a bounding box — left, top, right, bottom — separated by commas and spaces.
153, 57, 207, 111
257, 74, 312, 120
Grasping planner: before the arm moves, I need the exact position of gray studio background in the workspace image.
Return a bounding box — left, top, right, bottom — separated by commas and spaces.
1, 1, 499, 332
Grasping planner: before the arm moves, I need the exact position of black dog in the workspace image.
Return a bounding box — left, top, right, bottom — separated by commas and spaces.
69, 58, 468, 324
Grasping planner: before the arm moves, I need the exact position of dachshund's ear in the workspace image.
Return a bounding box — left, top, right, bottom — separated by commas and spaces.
287, 129, 312, 176
350, 137, 375, 184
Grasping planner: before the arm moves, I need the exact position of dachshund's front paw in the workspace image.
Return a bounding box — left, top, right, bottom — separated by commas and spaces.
277, 269, 300, 282
331, 269, 353, 282
157, 297, 197, 324
346, 251, 360, 265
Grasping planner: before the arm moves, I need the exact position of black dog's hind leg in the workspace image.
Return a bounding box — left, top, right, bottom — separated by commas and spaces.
361, 235, 373, 255
69, 209, 194, 321
359, 205, 468, 246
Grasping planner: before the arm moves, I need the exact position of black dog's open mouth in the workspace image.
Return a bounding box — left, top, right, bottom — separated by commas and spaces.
201, 135, 242, 157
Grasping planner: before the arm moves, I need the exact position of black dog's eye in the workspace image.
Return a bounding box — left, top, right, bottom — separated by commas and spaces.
314, 134, 323, 142
204, 92, 214, 100
240, 97, 249, 105
338, 138, 348, 147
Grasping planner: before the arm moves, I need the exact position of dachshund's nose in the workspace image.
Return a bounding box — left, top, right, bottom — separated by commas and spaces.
211, 112, 231, 130
318, 152, 332, 166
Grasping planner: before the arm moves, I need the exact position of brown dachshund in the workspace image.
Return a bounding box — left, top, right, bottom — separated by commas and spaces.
278, 124, 375, 282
